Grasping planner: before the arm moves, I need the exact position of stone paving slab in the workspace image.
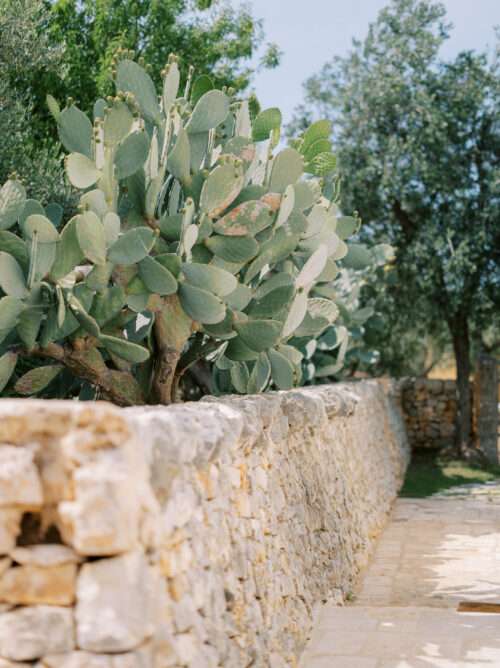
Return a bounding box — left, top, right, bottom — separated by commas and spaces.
301, 490, 500, 667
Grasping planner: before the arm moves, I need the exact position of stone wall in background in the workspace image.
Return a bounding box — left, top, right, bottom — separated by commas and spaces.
0, 380, 409, 667
401, 378, 458, 449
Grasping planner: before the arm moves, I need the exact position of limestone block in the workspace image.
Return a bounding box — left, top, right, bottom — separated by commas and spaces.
11, 544, 81, 566
0, 508, 22, 554
0, 562, 77, 605
0, 445, 43, 508
58, 458, 139, 555
0, 605, 74, 660
76, 551, 158, 652
40, 645, 153, 667
0, 659, 31, 667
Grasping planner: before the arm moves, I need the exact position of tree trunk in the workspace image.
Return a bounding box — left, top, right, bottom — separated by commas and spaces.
448, 313, 473, 455
474, 351, 499, 464
151, 296, 194, 404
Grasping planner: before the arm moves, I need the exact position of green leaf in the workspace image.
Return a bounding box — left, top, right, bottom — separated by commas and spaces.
205, 235, 258, 263
247, 352, 271, 393
248, 285, 294, 319
230, 362, 249, 393
0, 180, 26, 231
181, 263, 237, 297
155, 253, 181, 276
0, 231, 29, 270
244, 227, 301, 283
300, 120, 332, 154
76, 211, 107, 265
67, 294, 101, 337
225, 283, 253, 310
24, 215, 59, 243
252, 108, 282, 142
342, 243, 372, 270
302, 138, 332, 162
108, 228, 155, 265
200, 162, 244, 218
0, 296, 24, 328
225, 336, 259, 361
58, 105, 93, 158
114, 131, 150, 179
162, 61, 180, 112
116, 59, 161, 123
306, 152, 337, 177
167, 127, 191, 183
100, 334, 150, 363
90, 286, 126, 327
213, 200, 274, 237
235, 319, 282, 352
178, 283, 226, 324
103, 212, 121, 247
15, 365, 63, 395
187, 90, 230, 133
86, 262, 113, 291
17, 307, 44, 349
336, 216, 359, 240
0, 351, 18, 393
159, 213, 183, 241
269, 148, 304, 193
66, 153, 101, 189
295, 244, 328, 288
268, 348, 295, 390
46, 94, 61, 121
45, 203, 64, 229
293, 182, 317, 211
93, 98, 106, 120
19, 199, 44, 226
51, 216, 84, 280
103, 101, 134, 146
138, 256, 178, 295
191, 75, 214, 105
0, 252, 27, 298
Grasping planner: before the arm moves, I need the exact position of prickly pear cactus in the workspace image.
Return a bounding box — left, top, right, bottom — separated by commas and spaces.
0, 52, 373, 404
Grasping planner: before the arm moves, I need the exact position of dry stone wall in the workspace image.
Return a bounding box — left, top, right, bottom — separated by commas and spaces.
0, 380, 409, 667
401, 378, 458, 449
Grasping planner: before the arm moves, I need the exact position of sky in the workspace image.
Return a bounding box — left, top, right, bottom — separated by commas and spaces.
246, 0, 500, 123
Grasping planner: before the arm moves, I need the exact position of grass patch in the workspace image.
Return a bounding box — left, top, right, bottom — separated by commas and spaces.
400, 449, 500, 498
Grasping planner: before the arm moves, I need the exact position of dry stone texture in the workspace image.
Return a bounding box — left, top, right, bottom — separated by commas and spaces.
0, 380, 409, 666
401, 378, 458, 449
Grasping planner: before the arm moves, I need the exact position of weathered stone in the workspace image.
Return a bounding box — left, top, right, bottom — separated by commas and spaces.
39, 646, 153, 668
0, 508, 22, 554
0, 605, 74, 660
58, 457, 140, 555
11, 544, 81, 566
0, 562, 77, 605
0, 659, 31, 668
0, 445, 43, 508
76, 551, 158, 652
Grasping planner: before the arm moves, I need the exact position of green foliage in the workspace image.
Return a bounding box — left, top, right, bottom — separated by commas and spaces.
46, 0, 281, 116
0, 0, 69, 206
292, 0, 500, 445
0, 55, 366, 405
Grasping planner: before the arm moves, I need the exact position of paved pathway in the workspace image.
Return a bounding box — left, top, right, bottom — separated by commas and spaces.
301, 484, 500, 667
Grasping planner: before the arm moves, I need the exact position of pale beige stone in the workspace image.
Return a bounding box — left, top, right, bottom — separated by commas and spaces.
0, 659, 31, 668
0, 508, 22, 554
0, 445, 43, 508
76, 551, 158, 652
0, 561, 76, 605
11, 543, 81, 566
39, 649, 153, 668
0, 605, 74, 660
58, 458, 140, 555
